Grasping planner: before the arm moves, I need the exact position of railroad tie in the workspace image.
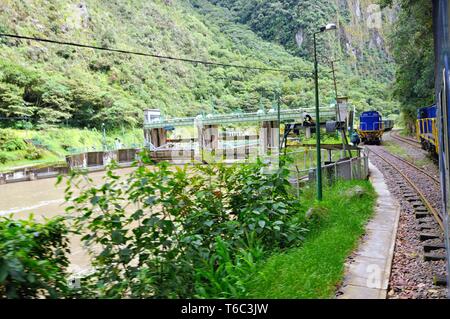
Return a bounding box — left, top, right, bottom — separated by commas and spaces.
423, 243, 446, 252
423, 253, 446, 261
406, 197, 421, 202
411, 201, 424, 208
415, 211, 429, 219
434, 275, 447, 287
418, 223, 435, 231
419, 232, 441, 241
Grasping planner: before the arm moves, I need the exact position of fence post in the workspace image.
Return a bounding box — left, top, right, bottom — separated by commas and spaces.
350, 157, 353, 180
304, 151, 307, 170
334, 161, 337, 182
245, 135, 249, 159
234, 136, 238, 160
365, 154, 369, 178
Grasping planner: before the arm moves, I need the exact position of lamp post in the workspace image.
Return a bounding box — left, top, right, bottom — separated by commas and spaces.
313, 23, 337, 201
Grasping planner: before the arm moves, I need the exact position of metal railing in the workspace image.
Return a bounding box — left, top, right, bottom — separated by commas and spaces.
286, 148, 369, 196
144, 107, 337, 129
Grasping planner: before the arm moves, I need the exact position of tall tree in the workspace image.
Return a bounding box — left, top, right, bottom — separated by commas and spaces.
381, 0, 434, 131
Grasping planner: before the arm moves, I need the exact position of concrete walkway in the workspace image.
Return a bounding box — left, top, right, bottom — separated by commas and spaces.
337, 161, 400, 299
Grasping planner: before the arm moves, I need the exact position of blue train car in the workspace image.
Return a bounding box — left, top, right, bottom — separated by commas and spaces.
357, 111, 384, 145
433, 0, 450, 293
417, 104, 438, 154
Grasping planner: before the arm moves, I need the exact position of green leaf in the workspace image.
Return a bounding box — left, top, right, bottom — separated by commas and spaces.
90, 196, 100, 205
204, 220, 214, 227
144, 196, 156, 205
111, 230, 124, 244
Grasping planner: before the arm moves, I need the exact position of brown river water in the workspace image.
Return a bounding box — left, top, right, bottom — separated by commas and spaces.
0, 167, 136, 275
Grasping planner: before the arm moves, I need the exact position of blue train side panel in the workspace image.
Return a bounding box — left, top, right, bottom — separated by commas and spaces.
417, 105, 438, 154
432, 0, 450, 294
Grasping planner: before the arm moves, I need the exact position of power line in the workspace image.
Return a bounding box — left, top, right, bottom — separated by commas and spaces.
0, 33, 312, 76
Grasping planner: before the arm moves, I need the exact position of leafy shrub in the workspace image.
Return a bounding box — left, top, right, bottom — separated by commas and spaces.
0, 216, 71, 299
0, 152, 9, 164
24, 146, 43, 160
13, 121, 33, 130
62, 153, 307, 298
0, 129, 26, 151
194, 235, 264, 298
0, 151, 22, 164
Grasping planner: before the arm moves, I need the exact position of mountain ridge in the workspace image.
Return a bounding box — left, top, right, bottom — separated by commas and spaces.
0, 0, 398, 129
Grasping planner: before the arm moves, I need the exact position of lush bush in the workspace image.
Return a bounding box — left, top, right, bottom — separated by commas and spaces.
0, 151, 20, 164
0, 129, 44, 164
0, 151, 8, 164
0, 216, 71, 299
0, 129, 26, 152
62, 154, 306, 298
24, 146, 43, 160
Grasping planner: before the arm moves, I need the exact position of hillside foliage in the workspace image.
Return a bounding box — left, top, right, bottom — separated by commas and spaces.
0, 0, 399, 130
380, 0, 434, 130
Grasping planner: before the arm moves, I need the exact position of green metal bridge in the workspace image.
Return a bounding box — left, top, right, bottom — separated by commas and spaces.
143, 107, 337, 129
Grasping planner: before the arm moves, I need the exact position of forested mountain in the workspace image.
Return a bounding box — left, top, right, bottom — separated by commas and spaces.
0, 0, 399, 129
204, 0, 397, 81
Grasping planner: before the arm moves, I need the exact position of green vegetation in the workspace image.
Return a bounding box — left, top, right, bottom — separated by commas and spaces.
0, 154, 374, 298
382, 140, 409, 158
0, 0, 308, 128
63, 156, 307, 298
200, 0, 400, 117
0, 154, 375, 299
205, 0, 394, 80
0, 215, 70, 299
0, 128, 46, 169
380, 0, 434, 132
0, 127, 143, 171
301, 132, 343, 145
0, 0, 399, 132
383, 139, 434, 168
245, 180, 376, 298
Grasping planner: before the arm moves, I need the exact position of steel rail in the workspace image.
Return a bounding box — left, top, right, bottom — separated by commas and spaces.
369, 147, 444, 230
379, 149, 440, 185
390, 131, 422, 148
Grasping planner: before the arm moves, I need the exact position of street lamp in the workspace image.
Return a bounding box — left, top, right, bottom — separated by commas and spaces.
313, 23, 337, 201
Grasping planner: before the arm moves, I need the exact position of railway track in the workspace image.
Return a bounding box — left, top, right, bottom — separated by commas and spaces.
380, 149, 440, 185
390, 130, 422, 149
368, 146, 448, 290
369, 146, 443, 229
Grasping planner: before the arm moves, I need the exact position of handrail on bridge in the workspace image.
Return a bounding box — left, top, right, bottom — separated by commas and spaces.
143, 106, 337, 129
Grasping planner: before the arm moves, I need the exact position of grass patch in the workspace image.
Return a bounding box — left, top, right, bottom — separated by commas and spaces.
383, 140, 435, 168
0, 150, 63, 172
382, 140, 409, 158
245, 180, 376, 298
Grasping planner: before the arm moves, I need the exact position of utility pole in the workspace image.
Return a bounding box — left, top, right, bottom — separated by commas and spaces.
277, 94, 281, 161
313, 32, 323, 201
314, 23, 337, 201
329, 60, 352, 158
330, 60, 338, 98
